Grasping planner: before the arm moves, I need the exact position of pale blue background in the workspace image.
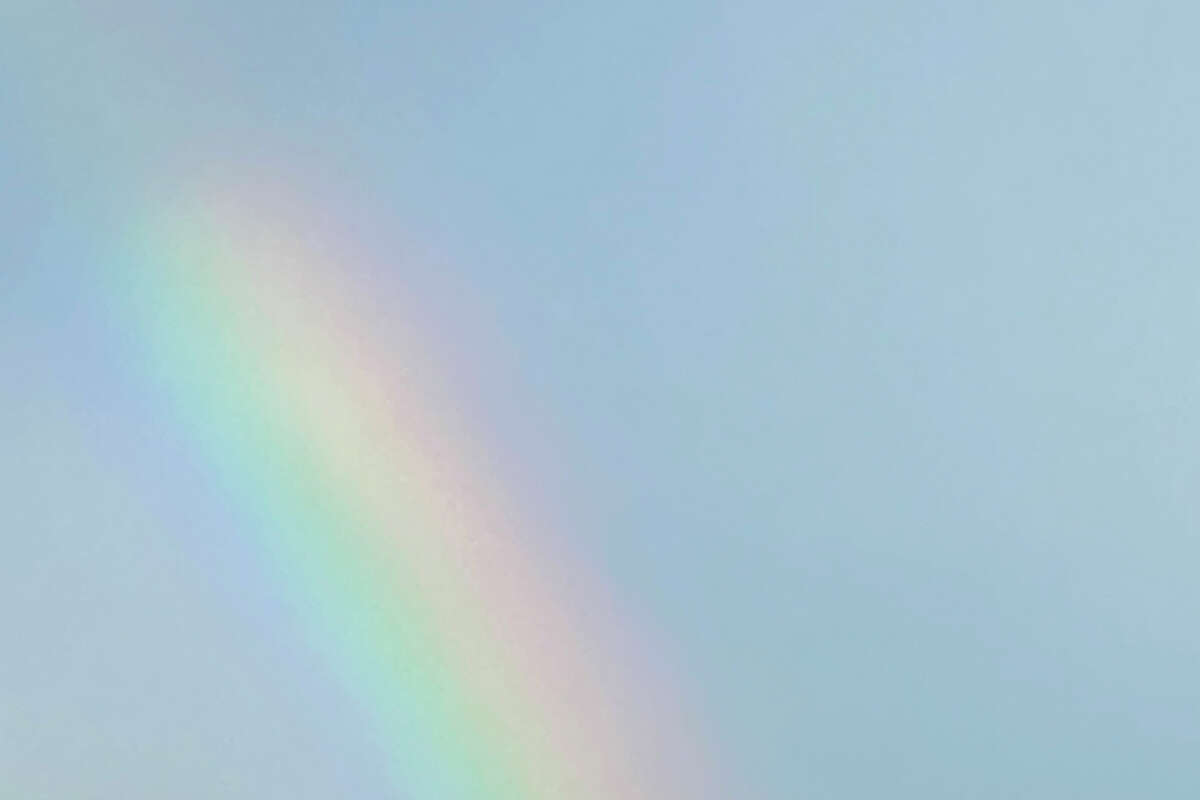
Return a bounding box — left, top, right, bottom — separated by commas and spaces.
3, 2, 1199, 797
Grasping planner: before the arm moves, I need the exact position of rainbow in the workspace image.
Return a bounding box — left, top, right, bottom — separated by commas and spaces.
106, 179, 708, 799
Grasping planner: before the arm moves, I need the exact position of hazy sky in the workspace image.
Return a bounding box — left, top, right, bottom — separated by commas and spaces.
4, 2, 1200, 798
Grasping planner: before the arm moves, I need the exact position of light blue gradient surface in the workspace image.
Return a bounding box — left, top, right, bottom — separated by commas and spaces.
4, 2, 1200, 797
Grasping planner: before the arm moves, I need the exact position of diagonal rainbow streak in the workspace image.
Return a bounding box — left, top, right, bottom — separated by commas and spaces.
107, 180, 703, 799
